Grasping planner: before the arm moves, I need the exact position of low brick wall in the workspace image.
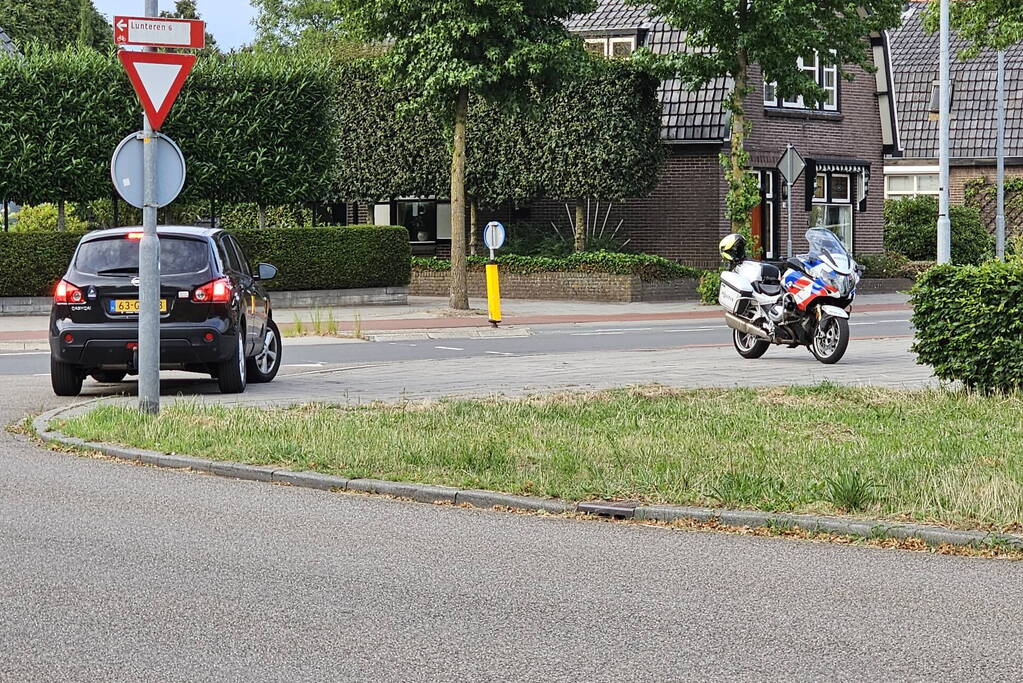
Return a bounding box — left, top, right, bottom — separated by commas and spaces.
411, 270, 699, 303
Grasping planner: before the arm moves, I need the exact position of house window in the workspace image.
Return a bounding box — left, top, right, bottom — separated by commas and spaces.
811, 173, 853, 248
885, 174, 940, 198
584, 36, 636, 59
764, 53, 839, 111
929, 80, 955, 114
395, 200, 438, 243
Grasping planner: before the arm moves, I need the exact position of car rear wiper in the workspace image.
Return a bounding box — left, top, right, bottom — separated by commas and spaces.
95, 267, 140, 276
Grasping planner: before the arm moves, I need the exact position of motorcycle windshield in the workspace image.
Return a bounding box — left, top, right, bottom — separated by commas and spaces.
805, 229, 853, 274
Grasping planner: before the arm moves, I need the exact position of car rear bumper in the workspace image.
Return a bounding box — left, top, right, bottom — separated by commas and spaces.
50, 319, 236, 370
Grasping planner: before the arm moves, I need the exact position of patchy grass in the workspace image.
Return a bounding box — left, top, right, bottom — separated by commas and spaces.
54, 385, 1023, 531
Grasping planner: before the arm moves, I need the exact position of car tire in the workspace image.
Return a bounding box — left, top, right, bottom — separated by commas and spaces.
217, 329, 247, 394
91, 370, 127, 384
247, 319, 281, 384
51, 356, 84, 397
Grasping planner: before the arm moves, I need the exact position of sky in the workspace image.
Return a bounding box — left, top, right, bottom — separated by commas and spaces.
92, 1, 258, 51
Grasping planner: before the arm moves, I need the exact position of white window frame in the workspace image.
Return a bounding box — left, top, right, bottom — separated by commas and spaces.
764, 52, 839, 112
584, 36, 637, 59
830, 173, 851, 202
885, 173, 941, 199
810, 171, 854, 249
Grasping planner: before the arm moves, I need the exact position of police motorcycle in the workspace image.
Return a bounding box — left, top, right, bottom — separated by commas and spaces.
717, 229, 861, 364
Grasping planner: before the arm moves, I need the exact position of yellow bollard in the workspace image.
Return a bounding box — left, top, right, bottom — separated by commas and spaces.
486, 262, 501, 327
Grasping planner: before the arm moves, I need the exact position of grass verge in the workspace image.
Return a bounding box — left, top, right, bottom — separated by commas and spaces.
54, 385, 1023, 531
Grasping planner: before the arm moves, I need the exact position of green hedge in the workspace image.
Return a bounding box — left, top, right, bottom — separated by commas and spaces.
0, 226, 410, 297
231, 226, 410, 291
412, 252, 702, 282
0, 231, 86, 297
911, 261, 1023, 392
884, 196, 992, 265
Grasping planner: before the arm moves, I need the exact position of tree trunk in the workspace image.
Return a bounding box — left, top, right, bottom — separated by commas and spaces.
469, 197, 479, 257
258, 205, 268, 229
57, 200, 66, 232
729, 57, 748, 236
574, 200, 586, 252
448, 88, 470, 310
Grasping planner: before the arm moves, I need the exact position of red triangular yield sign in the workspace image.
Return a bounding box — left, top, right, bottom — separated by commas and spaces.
118, 51, 196, 130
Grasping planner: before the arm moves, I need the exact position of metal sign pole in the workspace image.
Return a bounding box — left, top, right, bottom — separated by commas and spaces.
786, 180, 793, 258
138, 0, 161, 415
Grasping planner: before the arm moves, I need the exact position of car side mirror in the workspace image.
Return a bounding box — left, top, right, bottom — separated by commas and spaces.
256, 263, 278, 281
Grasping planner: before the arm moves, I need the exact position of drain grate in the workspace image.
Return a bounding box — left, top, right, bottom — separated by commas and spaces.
577, 500, 640, 519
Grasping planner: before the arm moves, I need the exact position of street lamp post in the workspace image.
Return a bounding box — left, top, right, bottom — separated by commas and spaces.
937, 0, 952, 265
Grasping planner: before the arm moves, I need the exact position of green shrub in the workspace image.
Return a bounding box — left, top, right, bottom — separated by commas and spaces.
0, 226, 410, 297
911, 260, 1023, 392
0, 231, 84, 296
231, 225, 411, 291
855, 251, 909, 279
412, 251, 701, 282
884, 196, 993, 265
11, 203, 88, 233
698, 270, 722, 305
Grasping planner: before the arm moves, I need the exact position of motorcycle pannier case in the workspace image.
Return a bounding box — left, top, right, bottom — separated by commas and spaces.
718, 271, 753, 313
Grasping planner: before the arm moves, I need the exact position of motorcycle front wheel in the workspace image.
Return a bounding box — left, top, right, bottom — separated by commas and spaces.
733, 329, 770, 359
810, 316, 850, 364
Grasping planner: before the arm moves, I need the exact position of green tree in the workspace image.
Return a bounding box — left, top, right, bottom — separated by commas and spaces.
336, 0, 595, 309
0, 0, 110, 51
636, 0, 903, 243
161, 0, 219, 53
923, 0, 1023, 55
251, 0, 345, 50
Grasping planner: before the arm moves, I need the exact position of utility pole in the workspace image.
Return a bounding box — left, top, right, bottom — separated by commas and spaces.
937, 0, 952, 265
138, 0, 161, 414
996, 49, 1006, 262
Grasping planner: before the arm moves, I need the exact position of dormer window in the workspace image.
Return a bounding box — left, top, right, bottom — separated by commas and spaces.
764, 53, 839, 112
584, 36, 636, 59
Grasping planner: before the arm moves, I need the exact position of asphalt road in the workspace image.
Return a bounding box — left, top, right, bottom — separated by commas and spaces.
5, 314, 1022, 681
0, 311, 914, 375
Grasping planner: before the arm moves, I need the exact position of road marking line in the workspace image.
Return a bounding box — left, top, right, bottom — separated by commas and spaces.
485, 351, 514, 356
590, 327, 653, 333
570, 331, 626, 336
665, 327, 726, 332
283, 363, 324, 368
435, 346, 464, 351
0, 351, 49, 356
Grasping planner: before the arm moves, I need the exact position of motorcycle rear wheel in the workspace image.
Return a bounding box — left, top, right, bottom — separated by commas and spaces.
733, 329, 770, 359
810, 317, 850, 364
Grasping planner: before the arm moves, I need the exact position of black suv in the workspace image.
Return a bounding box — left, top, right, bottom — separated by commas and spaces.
50, 226, 282, 396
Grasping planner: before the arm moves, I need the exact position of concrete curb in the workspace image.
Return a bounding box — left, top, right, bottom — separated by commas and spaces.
31, 403, 1023, 552
365, 327, 533, 342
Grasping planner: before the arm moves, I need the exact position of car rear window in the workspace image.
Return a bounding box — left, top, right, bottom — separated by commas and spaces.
76, 236, 210, 275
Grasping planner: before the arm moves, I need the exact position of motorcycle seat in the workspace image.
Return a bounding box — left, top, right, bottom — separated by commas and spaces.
753, 281, 783, 296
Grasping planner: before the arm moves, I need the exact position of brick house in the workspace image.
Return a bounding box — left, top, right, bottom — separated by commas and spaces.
367, 1, 899, 267
885, 2, 1023, 233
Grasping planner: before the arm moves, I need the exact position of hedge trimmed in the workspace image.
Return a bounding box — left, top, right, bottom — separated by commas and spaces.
0, 231, 86, 297
884, 196, 992, 265
0, 226, 410, 297
232, 226, 410, 291
911, 261, 1023, 392
412, 252, 702, 282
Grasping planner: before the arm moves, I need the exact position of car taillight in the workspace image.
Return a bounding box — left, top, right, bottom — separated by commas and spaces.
54, 280, 84, 304
126, 232, 143, 240
192, 277, 233, 304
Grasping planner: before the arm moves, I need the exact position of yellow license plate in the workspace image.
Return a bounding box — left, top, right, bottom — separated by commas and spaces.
110, 299, 168, 314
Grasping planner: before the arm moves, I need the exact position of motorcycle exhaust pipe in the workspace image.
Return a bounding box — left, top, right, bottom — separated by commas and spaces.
724, 312, 770, 339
